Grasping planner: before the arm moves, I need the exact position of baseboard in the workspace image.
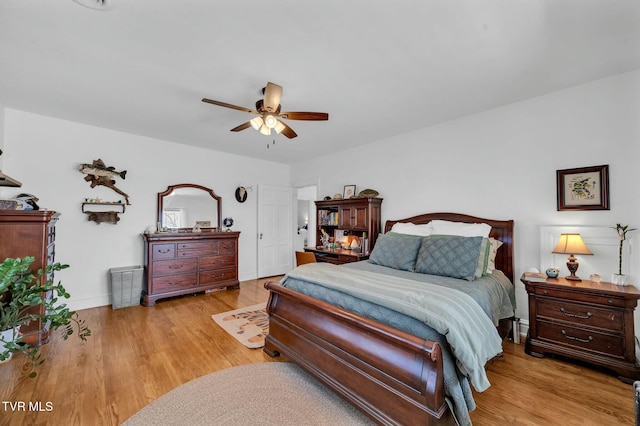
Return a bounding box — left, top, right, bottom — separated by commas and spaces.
68, 295, 112, 312
239, 271, 258, 282
513, 318, 529, 344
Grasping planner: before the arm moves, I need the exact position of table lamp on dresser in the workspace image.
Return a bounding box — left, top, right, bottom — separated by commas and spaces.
552, 233, 593, 281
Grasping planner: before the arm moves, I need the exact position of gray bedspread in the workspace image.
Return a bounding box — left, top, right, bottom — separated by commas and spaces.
279, 260, 515, 426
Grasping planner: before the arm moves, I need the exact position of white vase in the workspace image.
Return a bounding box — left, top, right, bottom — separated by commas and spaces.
611, 274, 629, 286
0, 327, 19, 363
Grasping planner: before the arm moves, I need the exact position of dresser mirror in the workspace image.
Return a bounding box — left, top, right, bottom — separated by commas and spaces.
157, 184, 221, 231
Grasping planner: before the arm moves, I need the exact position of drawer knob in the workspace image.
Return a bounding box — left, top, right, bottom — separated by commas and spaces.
561, 330, 593, 344
157, 249, 171, 254
560, 307, 592, 320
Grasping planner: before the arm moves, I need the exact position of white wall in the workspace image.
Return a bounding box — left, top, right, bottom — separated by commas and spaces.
0, 110, 290, 310
290, 70, 640, 325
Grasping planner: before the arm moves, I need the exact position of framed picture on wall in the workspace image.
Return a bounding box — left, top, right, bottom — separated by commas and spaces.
343, 185, 356, 199
556, 164, 609, 211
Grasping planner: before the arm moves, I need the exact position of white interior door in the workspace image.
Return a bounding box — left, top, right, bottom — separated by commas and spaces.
257, 184, 294, 278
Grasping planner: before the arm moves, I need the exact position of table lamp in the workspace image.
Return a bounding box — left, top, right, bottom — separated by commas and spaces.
552, 233, 593, 281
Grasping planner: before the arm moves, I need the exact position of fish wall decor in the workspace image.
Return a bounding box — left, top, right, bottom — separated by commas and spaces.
78, 159, 130, 205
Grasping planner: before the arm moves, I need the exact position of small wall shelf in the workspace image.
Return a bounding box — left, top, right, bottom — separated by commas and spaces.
82, 201, 126, 213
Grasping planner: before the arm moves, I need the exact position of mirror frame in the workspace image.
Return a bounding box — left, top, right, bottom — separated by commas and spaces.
157, 183, 222, 231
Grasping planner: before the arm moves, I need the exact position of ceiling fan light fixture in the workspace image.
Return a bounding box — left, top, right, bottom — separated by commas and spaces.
259, 124, 271, 136
201, 81, 328, 140
250, 116, 263, 130
264, 114, 278, 129
273, 120, 286, 134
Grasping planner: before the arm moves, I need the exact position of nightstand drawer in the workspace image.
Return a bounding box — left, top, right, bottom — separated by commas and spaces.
537, 321, 625, 358
537, 298, 623, 333
534, 286, 626, 308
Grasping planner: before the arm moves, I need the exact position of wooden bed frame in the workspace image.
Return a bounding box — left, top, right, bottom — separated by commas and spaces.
264, 213, 514, 425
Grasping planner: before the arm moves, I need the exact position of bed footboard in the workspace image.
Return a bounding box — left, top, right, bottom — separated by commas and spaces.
264, 281, 455, 426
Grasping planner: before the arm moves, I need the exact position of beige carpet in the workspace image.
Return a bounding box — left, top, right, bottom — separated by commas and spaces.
211, 303, 269, 348
122, 362, 375, 425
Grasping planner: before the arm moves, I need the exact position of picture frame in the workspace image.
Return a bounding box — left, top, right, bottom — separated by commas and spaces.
343, 185, 356, 199
556, 165, 609, 211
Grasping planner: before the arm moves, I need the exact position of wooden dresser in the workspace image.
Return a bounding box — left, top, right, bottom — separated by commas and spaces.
142, 231, 240, 306
522, 273, 640, 383
0, 210, 60, 345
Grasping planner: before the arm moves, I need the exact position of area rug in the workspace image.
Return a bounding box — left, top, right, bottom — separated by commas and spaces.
211, 303, 268, 348
122, 363, 375, 426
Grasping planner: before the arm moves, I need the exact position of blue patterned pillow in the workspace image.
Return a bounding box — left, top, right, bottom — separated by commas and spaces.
415, 235, 483, 281
369, 233, 422, 272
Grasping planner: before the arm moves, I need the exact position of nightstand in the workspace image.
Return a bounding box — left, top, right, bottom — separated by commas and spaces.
522, 273, 640, 383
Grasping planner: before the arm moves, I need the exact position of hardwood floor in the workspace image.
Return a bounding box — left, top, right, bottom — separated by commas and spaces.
0, 277, 635, 426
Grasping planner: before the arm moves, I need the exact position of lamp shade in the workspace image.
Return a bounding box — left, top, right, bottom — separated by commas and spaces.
273, 120, 286, 134
250, 116, 264, 130
552, 233, 593, 255
264, 114, 278, 129
259, 123, 271, 135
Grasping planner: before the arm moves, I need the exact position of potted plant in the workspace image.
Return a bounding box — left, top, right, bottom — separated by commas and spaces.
0, 256, 91, 377
611, 224, 637, 286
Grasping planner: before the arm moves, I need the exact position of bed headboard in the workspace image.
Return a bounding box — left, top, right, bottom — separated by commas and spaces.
384, 212, 515, 283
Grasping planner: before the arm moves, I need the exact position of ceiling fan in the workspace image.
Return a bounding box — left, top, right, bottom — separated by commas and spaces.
202, 82, 328, 139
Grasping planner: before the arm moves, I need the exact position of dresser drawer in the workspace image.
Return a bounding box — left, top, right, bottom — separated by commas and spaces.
537, 298, 623, 333
152, 273, 198, 292
219, 240, 236, 254
537, 320, 625, 358
199, 255, 236, 271
199, 268, 237, 285
177, 241, 217, 252
151, 243, 176, 260
152, 258, 198, 276
177, 242, 217, 258
534, 286, 626, 308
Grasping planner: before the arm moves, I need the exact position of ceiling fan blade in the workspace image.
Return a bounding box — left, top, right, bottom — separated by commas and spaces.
230, 122, 252, 132
277, 121, 298, 139
263, 82, 283, 113
279, 111, 329, 121
202, 98, 259, 114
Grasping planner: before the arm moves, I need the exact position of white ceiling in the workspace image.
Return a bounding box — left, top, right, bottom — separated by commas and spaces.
0, 1, 638, 164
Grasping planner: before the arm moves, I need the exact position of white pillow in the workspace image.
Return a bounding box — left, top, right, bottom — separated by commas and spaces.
485, 238, 504, 274
389, 222, 433, 236
430, 220, 491, 238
